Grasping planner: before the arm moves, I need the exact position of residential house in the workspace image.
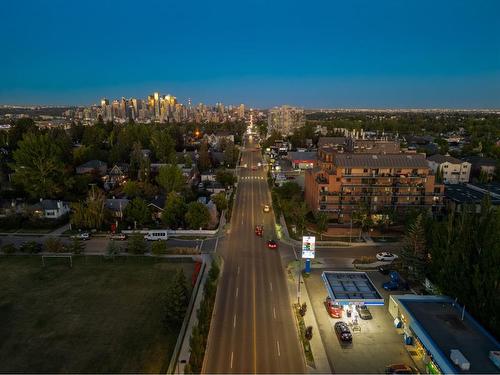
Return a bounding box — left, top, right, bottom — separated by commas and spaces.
147, 195, 166, 220
104, 163, 129, 189
0, 199, 27, 217
76, 160, 108, 175
305, 153, 444, 223
461, 156, 497, 182
32, 199, 70, 219
105, 198, 130, 220
203, 131, 235, 149
427, 154, 471, 184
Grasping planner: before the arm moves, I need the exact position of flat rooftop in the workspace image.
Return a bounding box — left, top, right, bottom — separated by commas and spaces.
445, 184, 500, 205
401, 298, 500, 373
322, 271, 384, 305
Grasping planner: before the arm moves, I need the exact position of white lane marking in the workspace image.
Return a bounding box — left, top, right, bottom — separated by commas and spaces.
233, 314, 237, 328
235, 287, 239, 298
230, 351, 234, 368
269, 282, 273, 292
277, 340, 281, 357
273, 306, 277, 319
237, 265, 240, 276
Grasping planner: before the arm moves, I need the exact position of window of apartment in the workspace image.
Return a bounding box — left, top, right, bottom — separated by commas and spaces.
345, 168, 352, 175
336, 178, 340, 182
444, 164, 448, 168
434, 187, 441, 194
363, 169, 368, 173
346, 178, 351, 182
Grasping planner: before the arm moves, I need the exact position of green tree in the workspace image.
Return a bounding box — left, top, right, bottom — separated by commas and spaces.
315, 211, 329, 240
198, 141, 212, 172
123, 197, 151, 227
222, 140, 238, 167
8, 118, 38, 148
127, 233, 147, 254
212, 192, 228, 213
151, 129, 176, 163
401, 213, 428, 282
156, 165, 185, 194
215, 169, 236, 188
11, 132, 68, 199
184, 153, 193, 168
185, 202, 210, 229
162, 192, 187, 229
68, 238, 84, 254
164, 269, 189, 325
122, 180, 141, 198
151, 240, 167, 255
70, 187, 106, 230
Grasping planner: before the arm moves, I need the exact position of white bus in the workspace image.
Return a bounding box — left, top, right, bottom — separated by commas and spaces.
144, 230, 168, 241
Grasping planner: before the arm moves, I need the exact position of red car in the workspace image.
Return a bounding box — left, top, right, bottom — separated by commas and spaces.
324, 297, 343, 318
255, 225, 263, 237
267, 239, 278, 249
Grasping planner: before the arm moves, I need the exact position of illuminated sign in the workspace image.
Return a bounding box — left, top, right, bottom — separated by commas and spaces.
302, 236, 316, 259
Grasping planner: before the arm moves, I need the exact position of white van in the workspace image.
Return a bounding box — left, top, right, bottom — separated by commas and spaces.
144, 230, 168, 241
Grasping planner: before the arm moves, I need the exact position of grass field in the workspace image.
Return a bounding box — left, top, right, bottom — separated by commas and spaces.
0, 256, 194, 373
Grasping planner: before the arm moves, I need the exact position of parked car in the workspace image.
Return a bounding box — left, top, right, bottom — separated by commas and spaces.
267, 239, 278, 249
334, 321, 352, 343
383, 271, 410, 291
324, 297, 343, 318
356, 305, 373, 320
385, 363, 418, 374
71, 232, 90, 241
110, 233, 127, 241
376, 252, 399, 261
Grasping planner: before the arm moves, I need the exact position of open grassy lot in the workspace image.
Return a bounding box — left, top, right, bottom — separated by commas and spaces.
0, 256, 194, 373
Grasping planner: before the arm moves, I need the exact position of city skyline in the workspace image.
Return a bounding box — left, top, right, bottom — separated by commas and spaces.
1, 0, 499, 108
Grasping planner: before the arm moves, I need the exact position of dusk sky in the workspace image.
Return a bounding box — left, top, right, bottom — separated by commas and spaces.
1, 0, 499, 108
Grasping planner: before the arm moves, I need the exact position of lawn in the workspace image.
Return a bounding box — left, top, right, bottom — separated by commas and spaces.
0, 256, 194, 373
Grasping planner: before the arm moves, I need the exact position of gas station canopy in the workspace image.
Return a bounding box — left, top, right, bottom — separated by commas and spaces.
322, 271, 384, 306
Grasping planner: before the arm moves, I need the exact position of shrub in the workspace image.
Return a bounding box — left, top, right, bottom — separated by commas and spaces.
1, 243, 17, 254
19, 241, 42, 254
151, 241, 167, 255
128, 233, 147, 254
44, 238, 66, 253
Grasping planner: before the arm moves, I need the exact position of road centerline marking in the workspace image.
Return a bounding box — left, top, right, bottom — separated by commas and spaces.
235, 287, 238, 298
230, 351, 234, 368
277, 340, 281, 357
233, 314, 237, 328
273, 306, 277, 319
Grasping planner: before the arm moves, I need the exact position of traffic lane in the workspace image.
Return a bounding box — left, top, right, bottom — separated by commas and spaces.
204, 161, 252, 373
256, 175, 305, 373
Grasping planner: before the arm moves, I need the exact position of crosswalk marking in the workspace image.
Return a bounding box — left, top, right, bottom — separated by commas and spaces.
240, 176, 265, 180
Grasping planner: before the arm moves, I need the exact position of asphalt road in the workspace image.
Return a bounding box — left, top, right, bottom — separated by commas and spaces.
203, 138, 305, 373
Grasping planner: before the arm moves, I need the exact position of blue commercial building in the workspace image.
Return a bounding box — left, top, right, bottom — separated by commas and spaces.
389, 295, 500, 374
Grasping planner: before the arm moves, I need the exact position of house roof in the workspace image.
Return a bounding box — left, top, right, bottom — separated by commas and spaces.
461, 156, 498, 167
147, 195, 166, 210
287, 151, 318, 161
427, 154, 464, 165
334, 153, 429, 169
78, 160, 107, 169
105, 198, 129, 212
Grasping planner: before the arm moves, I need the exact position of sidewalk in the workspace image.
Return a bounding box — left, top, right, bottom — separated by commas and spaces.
167, 253, 213, 374
283, 258, 331, 374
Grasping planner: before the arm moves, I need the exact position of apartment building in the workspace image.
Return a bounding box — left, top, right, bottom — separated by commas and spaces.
305, 153, 444, 223
427, 154, 471, 184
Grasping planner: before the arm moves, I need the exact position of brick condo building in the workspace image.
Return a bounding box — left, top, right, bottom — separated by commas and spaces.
305, 152, 444, 223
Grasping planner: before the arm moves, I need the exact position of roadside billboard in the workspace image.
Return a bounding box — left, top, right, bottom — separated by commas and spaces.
302, 236, 316, 259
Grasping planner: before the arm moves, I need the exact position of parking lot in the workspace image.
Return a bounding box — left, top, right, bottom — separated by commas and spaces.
305, 269, 415, 373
